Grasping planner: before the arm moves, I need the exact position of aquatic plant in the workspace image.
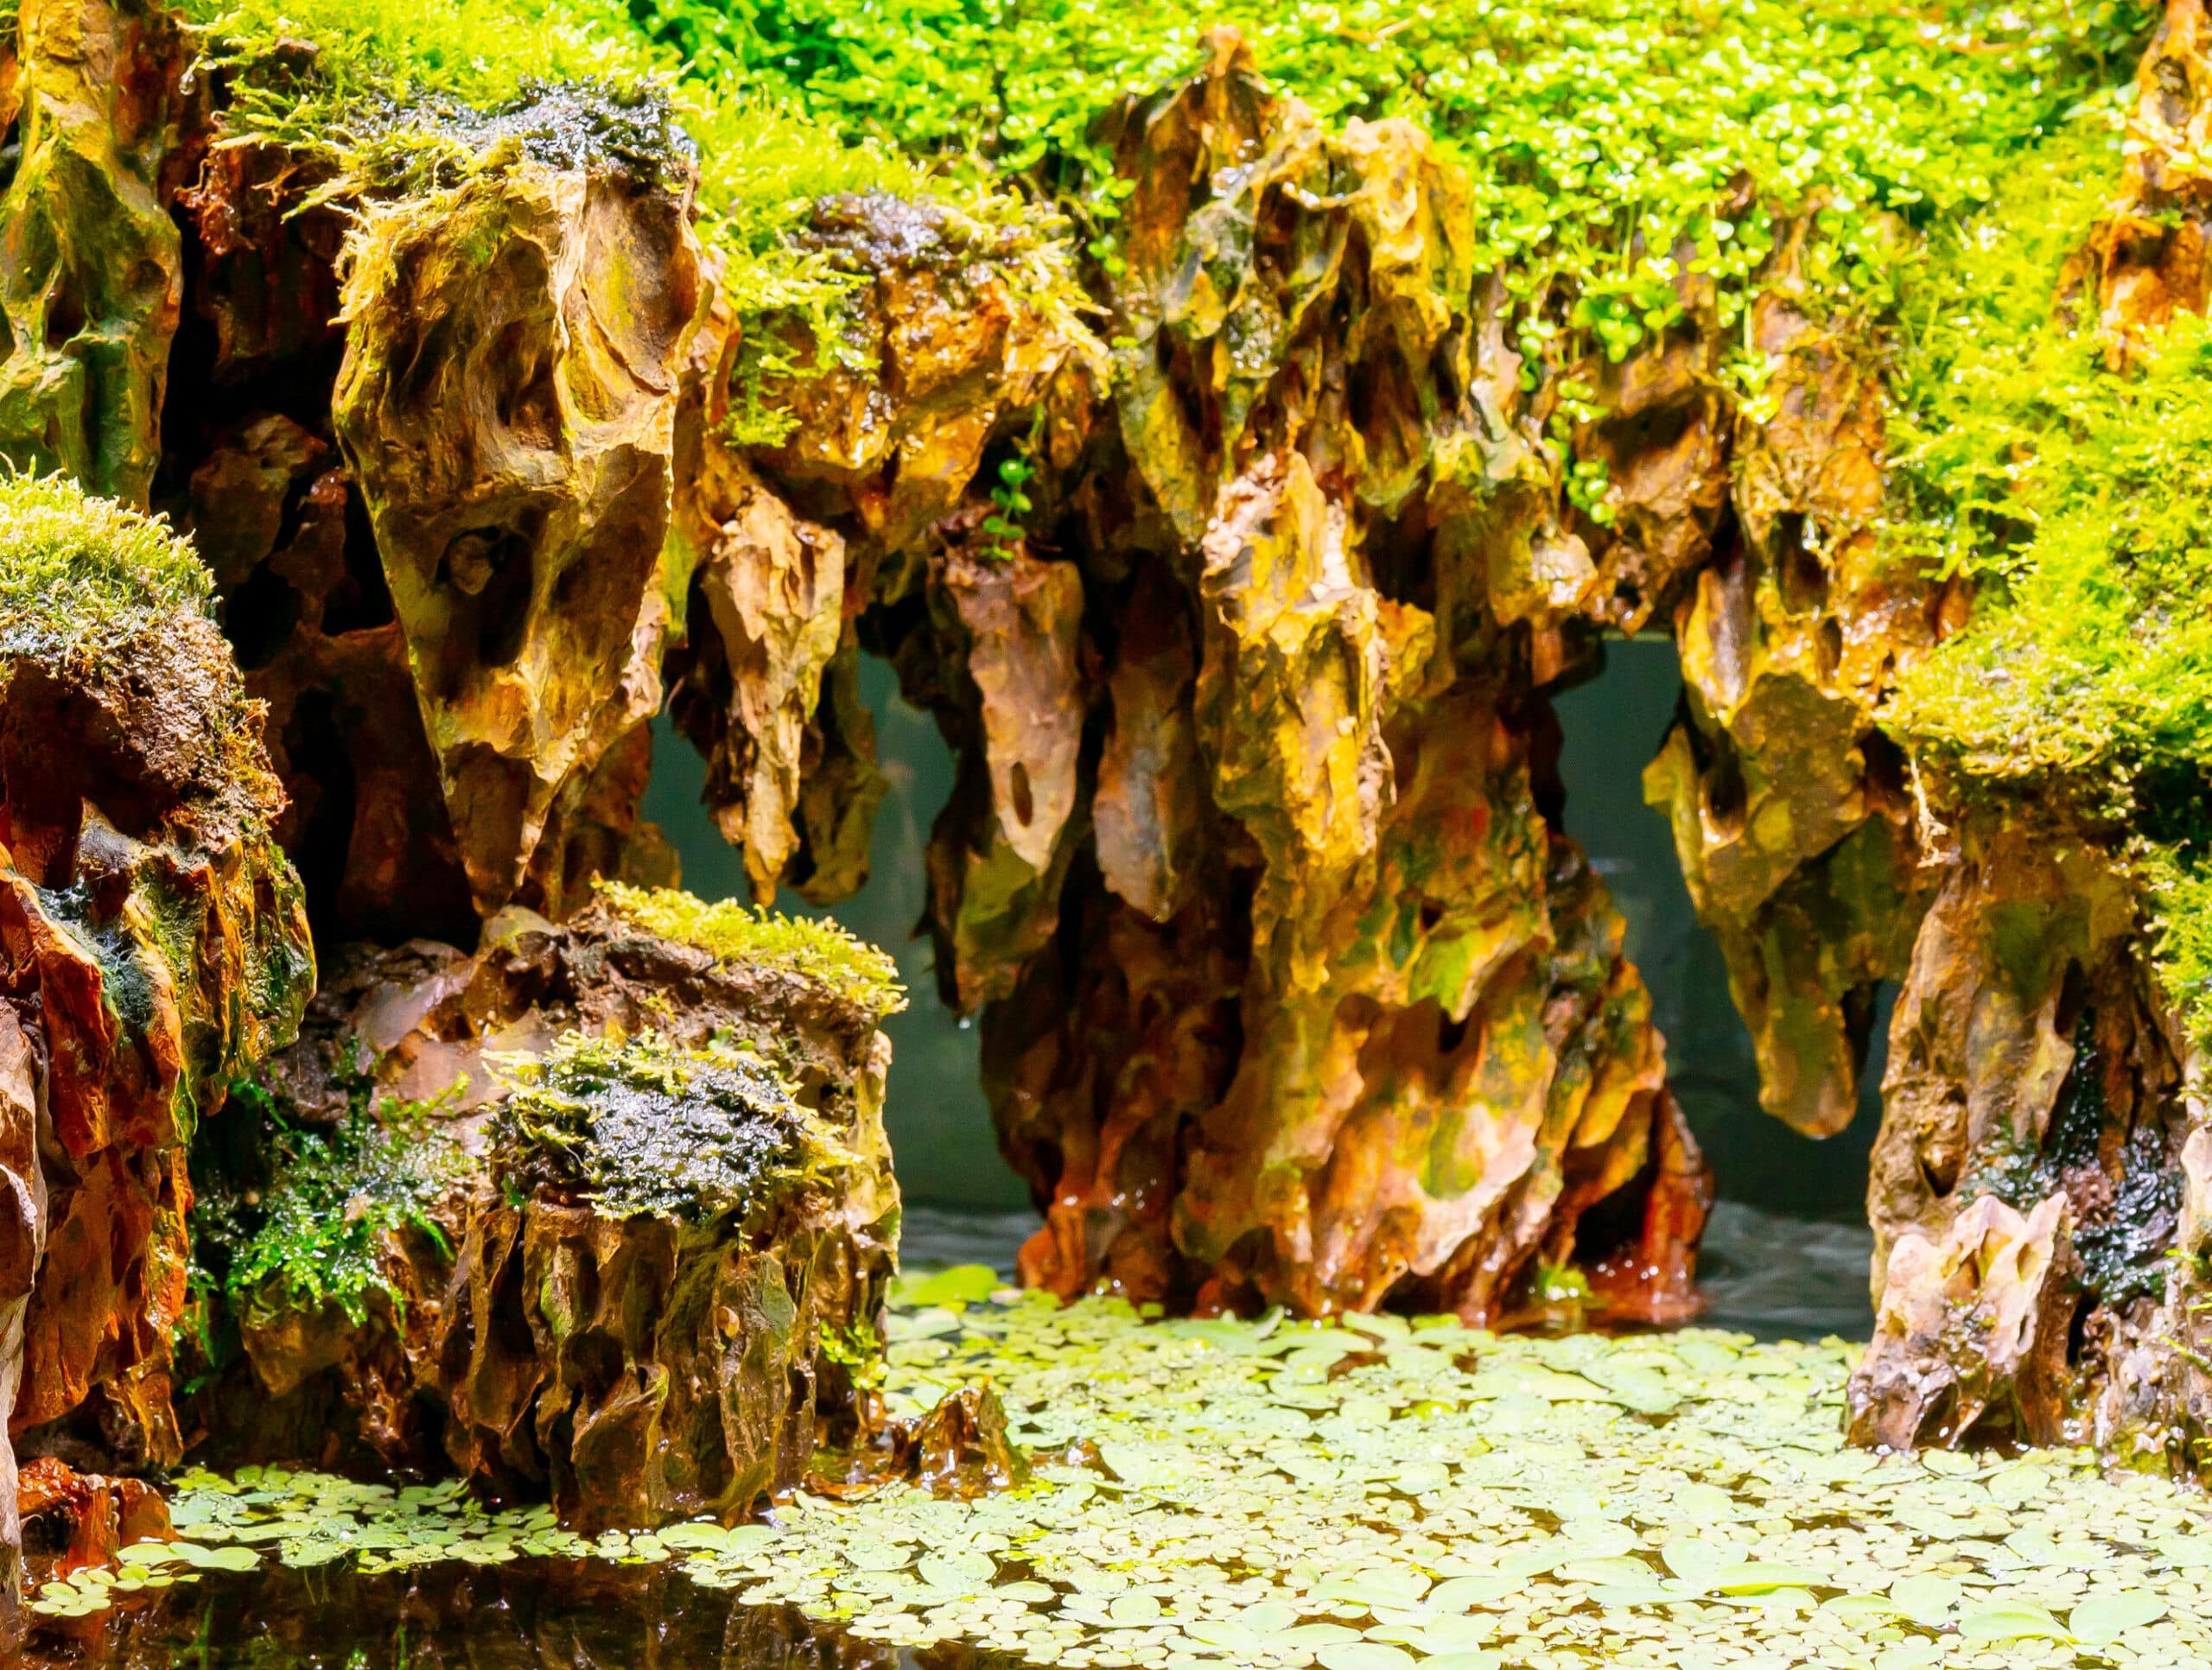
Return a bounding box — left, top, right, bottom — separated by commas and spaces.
55, 1275, 2212, 1667
223, 1095, 471, 1326
632, 0, 2140, 379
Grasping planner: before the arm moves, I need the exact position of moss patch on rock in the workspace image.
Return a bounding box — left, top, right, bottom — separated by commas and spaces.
0, 473, 215, 659
221, 1092, 471, 1329
596, 881, 906, 1021
493, 1031, 829, 1224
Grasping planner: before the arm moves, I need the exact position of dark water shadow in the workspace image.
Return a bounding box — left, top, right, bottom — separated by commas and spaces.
22, 1560, 1015, 1670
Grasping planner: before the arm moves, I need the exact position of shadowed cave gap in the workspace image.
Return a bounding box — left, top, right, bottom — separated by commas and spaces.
641, 636, 1886, 1241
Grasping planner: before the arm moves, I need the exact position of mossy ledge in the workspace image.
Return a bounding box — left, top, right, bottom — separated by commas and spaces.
4, 0, 2212, 1589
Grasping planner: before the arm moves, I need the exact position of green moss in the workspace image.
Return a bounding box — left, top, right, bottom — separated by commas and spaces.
0, 473, 213, 663
494, 1030, 829, 1223
1874, 105, 2212, 1051
225, 1091, 472, 1327
598, 879, 906, 1019
177, 0, 1067, 352
2143, 848, 2212, 1059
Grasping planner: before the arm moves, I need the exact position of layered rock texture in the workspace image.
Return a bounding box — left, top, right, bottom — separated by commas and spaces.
0, 479, 314, 1620
5, 0, 2212, 1523
187, 886, 902, 1529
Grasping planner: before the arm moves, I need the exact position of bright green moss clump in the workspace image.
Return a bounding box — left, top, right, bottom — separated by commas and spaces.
495, 1031, 828, 1223
599, 880, 906, 1019
0, 473, 214, 661
1878, 106, 2212, 1052
1885, 109, 2212, 784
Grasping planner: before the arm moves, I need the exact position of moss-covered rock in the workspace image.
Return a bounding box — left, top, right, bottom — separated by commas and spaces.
190, 886, 899, 1524
0, 477, 311, 1619
0, 0, 187, 502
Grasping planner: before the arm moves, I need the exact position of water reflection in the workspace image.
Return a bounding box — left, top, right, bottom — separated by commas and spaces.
22, 1561, 1010, 1670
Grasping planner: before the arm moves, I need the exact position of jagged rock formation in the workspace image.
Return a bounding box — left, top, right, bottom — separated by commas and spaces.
8, 0, 2212, 1512
193, 887, 900, 1528
1836, 0, 2212, 1460
0, 479, 313, 1621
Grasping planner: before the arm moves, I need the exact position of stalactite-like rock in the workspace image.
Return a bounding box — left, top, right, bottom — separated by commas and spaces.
957, 41, 1710, 1318
332, 166, 704, 917
0, 479, 312, 1605
0, 0, 185, 501
197, 887, 899, 1524
1644, 283, 1941, 1140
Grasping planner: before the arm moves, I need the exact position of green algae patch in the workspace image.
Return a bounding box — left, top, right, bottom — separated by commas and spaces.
598, 880, 906, 1020
0, 473, 213, 659
493, 1030, 827, 1223
87, 1285, 2212, 1665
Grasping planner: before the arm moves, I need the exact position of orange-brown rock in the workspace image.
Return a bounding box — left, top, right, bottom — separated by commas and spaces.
332, 166, 705, 918
1847, 823, 2191, 1453
0, 481, 312, 1609
14, 1457, 170, 1580
195, 887, 899, 1526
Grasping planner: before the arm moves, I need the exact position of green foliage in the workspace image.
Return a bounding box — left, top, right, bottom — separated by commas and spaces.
1884, 105, 2212, 784
226, 1094, 470, 1327
1878, 107, 2212, 1051
180, 0, 1038, 331
599, 879, 906, 1017
0, 473, 213, 662
632, 0, 2142, 371
493, 1031, 825, 1222
2144, 848, 2212, 1060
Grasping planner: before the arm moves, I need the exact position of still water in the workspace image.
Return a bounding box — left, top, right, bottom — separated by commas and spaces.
21, 1203, 1878, 1670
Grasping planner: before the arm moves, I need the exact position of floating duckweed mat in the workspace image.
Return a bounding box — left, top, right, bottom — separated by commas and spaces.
42, 1274, 2212, 1668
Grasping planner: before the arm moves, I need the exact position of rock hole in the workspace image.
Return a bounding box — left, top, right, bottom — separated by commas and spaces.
1701, 741, 1748, 838
437, 526, 536, 668
1775, 511, 1829, 613
44, 282, 86, 350
1009, 760, 1033, 826
225, 563, 302, 672
1434, 1008, 1471, 1055
494, 322, 562, 452
1859, 727, 1910, 808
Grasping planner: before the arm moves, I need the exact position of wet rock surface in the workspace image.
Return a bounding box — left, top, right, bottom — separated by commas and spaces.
185, 888, 900, 1527
0, 480, 314, 1628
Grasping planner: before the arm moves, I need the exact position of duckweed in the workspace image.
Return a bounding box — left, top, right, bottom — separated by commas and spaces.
87, 1278, 2212, 1667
